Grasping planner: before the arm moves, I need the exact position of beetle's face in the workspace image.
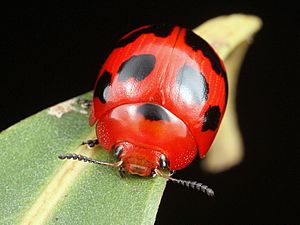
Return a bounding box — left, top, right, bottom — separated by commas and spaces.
113, 141, 164, 177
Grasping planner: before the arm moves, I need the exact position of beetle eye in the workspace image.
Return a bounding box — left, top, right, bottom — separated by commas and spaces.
159, 154, 169, 169
113, 145, 124, 159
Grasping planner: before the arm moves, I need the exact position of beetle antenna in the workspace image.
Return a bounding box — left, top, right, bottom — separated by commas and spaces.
58, 153, 123, 168
154, 169, 214, 197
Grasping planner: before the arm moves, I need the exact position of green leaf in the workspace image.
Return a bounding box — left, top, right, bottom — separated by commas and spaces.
0, 92, 166, 225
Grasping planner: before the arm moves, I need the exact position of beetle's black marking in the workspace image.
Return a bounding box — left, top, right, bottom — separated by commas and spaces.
185, 30, 226, 78
224, 76, 229, 105
94, 70, 112, 103
202, 106, 221, 131
137, 104, 170, 121
176, 65, 209, 105
118, 54, 156, 82
116, 24, 175, 48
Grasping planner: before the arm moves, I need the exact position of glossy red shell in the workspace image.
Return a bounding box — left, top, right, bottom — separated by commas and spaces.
90, 25, 227, 171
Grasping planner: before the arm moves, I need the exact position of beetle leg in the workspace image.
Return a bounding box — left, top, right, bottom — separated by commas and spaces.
78, 99, 92, 109
118, 166, 126, 178
81, 139, 99, 149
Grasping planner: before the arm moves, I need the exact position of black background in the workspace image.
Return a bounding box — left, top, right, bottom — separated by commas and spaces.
2, 1, 298, 224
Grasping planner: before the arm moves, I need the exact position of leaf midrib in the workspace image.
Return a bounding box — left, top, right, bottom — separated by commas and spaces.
19, 132, 97, 225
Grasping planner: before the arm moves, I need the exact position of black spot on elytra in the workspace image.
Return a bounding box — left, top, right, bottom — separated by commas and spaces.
176, 65, 209, 105
94, 71, 112, 103
202, 106, 221, 131
224, 76, 229, 105
185, 30, 226, 78
137, 104, 170, 121
118, 54, 156, 82
116, 24, 175, 48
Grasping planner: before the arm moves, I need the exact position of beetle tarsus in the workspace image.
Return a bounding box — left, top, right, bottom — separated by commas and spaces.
118, 167, 126, 178
81, 139, 99, 148
78, 99, 92, 109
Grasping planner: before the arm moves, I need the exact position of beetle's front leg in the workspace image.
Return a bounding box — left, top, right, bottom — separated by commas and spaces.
81, 139, 99, 149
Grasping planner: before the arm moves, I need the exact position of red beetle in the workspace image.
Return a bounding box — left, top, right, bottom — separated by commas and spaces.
59, 25, 227, 196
